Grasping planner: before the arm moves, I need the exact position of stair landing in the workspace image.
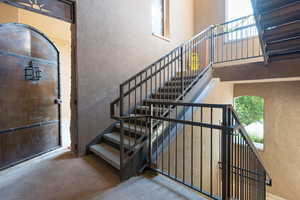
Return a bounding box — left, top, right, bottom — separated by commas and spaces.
88, 173, 209, 200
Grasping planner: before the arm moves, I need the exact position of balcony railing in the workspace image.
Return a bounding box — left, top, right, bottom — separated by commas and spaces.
213, 15, 263, 64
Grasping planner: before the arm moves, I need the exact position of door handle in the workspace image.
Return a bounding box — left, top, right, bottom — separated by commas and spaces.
54, 98, 62, 105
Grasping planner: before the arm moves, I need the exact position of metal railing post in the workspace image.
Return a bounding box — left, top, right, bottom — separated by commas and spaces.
148, 104, 153, 166
210, 26, 215, 64
180, 46, 184, 98
119, 84, 125, 180
221, 106, 231, 200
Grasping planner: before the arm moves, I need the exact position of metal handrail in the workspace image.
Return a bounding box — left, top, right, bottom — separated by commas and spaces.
111, 15, 265, 118
143, 101, 271, 184
113, 15, 271, 195
145, 101, 271, 199
217, 15, 255, 26
229, 106, 272, 186
214, 24, 257, 37
145, 99, 229, 108
110, 25, 213, 111
213, 14, 263, 64
111, 26, 214, 119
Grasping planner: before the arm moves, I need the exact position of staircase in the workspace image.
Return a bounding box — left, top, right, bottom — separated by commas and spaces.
88, 25, 214, 180
252, 0, 300, 62
89, 71, 208, 173
88, 16, 274, 199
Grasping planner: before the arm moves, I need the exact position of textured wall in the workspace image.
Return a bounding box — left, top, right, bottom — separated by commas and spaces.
234, 81, 300, 200
194, 0, 225, 34
0, 3, 19, 23
76, 0, 195, 154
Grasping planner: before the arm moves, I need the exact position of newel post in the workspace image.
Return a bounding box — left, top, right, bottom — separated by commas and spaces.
210, 26, 215, 64
221, 106, 232, 200
180, 46, 184, 98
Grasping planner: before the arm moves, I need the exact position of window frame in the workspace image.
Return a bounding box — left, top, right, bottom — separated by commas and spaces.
152, 0, 170, 41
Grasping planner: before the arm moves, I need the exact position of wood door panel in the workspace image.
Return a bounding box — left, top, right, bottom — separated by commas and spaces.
0, 123, 59, 169
0, 25, 58, 61
0, 54, 58, 130
0, 23, 60, 169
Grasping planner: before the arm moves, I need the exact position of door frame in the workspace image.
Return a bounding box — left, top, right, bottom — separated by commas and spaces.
0, 0, 79, 156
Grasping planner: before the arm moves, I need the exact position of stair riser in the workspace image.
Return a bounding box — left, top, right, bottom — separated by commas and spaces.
124, 118, 158, 127
261, 6, 300, 28
262, 20, 300, 42
134, 107, 166, 115
159, 87, 182, 93
102, 137, 122, 150
152, 94, 180, 100
114, 125, 146, 138
102, 135, 141, 154
269, 51, 300, 62
264, 31, 300, 43
171, 76, 196, 81
267, 38, 300, 52
258, 0, 296, 13
89, 144, 121, 170
164, 81, 192, 86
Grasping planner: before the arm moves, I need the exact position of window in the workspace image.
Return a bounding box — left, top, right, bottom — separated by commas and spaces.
234, 96, 264, 149
226, 0, 253, 21
226, 0, 257, 40
152, 0, 170, 39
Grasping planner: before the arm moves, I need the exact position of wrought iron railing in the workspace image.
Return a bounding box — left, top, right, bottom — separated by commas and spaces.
110, 15, 270, 199
111, 15, 264, 120
225, 106, 272, 200
213, 15, 263, 63
143, 100, 271, 200
112, 25, 214, 176
110, 25, 214, 120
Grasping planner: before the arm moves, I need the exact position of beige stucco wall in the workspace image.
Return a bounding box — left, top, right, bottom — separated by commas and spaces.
234, 81, 300, 200
194, 0, 226, 34
0, 3, 72, 147
0, 3, 19, 23
76, 0, 195, 154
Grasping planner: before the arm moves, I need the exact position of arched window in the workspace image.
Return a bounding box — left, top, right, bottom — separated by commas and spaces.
234, 96, 264, 148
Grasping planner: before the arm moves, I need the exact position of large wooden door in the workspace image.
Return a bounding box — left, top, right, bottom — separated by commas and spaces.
0, 23, 61, 169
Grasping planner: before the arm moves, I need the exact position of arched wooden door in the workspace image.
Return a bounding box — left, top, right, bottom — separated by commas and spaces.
0, 23, 61, 169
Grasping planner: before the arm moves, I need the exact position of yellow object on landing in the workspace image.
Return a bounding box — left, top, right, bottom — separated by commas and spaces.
189, 52, 200, 70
